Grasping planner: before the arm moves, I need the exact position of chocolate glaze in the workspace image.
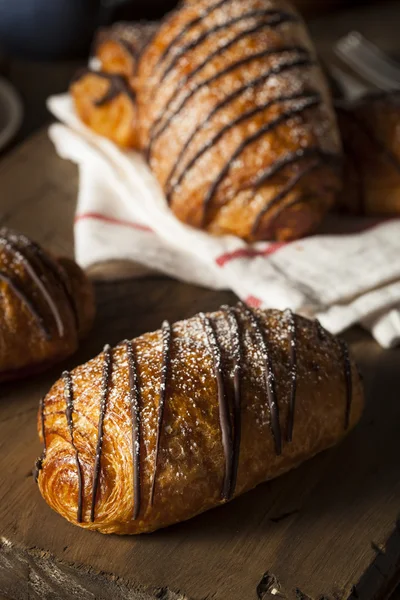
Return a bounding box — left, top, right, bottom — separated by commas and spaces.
339, 339, 353, 430
252, 147, 341, 189
167, 91, 319, 203
63, 370, 84, 523
94, 72, 136, 106
34, 396, 47, 483
239, 303, 282, 455
154, 0, 234, 71
125, 339, 142, 520
0, 271, 50, 340
160, 30, 304, 164
261, 181, 337, 233
164, 49, 311, 192
0, 232, 64, 337
158, 9, 297, 84
222, 305, 242, 499
2, 229, 79, 330
148, 50, 312, 159
90, 345, 113, 522
251, 159, 322, 235
284, 309, 297, 442
39, 395, 46, 454
200, 312, 233, 500
73, 69, 136, 106
27, 240, 80, 333
150, 321, 173, 506
201, 95, 321, 226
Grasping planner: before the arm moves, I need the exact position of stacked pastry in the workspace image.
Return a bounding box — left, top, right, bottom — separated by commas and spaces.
71, 0, 342, 241
32, 0, 373, 534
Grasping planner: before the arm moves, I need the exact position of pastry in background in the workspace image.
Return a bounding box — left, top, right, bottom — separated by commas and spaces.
72, 22, 158, 149
36, 303, 363, 534
71, 0, 342, 242
337, 91, 400, 216
94, 21, 159, 81
0, 228, 95, 381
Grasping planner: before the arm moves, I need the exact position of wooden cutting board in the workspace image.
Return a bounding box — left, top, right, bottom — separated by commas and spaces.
0, 130, 400, 600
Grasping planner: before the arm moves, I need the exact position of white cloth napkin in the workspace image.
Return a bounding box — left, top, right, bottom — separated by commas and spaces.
48, 94, 400, 348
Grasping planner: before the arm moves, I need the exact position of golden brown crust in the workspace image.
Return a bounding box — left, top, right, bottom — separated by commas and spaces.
95, 21, 159, 82
338, 91, 400, 216
71, 72, 139, 149
71, 0, 342, 242
37, 305, 363, 535
0, 229, 95, 381
70, 22, 159, 150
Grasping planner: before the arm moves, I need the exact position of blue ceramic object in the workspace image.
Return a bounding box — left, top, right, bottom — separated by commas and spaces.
0, 0, 133, 60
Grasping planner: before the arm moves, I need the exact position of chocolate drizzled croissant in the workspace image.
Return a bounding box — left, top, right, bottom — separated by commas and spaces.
337, 91, 400, 216
0, 228, 95, 381
71, 0, 342, 242
36, 304, 363, 535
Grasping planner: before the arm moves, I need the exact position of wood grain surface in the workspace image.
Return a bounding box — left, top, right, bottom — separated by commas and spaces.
0, 128, 399, 599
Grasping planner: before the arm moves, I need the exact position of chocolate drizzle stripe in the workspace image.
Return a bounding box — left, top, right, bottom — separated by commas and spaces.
148, 50, 312, 160
0, 235, 64, 337
200, 312, 233, 500
34, 396, 47, 483
0, 271, 50, 340
63, 371, 84, 523
201, 96, 321, 226
40, 395, 47, 453
94, 73, 136, 106
253, 147, 341, 190
222, 305, 242, 499
150, 321, 173, 506
3, 229, 79, 331
262, 189, 331, 230
163, 50, 311, 192
167, 91, 318, 202
90, 345, 113, 522
27, 241, 80, 334
73, 69, 136, 105
158, 9, 297, 84
125, 339, 142, 520
251, 159, 322, 234
339, 339, 353, 430
239, 302, 282, 455
159, 28, 303, 166
285, 309, 297, 442
154, 0, 234, 70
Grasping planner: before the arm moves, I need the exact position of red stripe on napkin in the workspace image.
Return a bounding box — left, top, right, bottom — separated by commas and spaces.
245, 295, 263, 308
74, 212, 154, 233
215, 242, 286, 267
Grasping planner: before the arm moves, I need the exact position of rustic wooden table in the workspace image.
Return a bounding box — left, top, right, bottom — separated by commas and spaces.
0, 2, 400, 599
